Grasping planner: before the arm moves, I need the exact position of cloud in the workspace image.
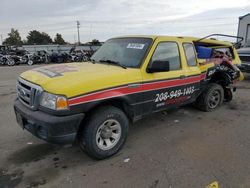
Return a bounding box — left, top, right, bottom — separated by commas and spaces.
0, 0, 250, 43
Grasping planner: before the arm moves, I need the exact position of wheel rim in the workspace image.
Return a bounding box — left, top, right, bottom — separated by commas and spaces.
96, 119, 121, 151
208, 90, 221, 109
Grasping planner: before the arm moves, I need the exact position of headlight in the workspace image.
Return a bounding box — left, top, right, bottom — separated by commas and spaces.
40, 92, 68, 110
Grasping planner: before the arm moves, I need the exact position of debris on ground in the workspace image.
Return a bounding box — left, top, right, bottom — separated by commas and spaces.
206, 181, 219, 188
124, 158, 130, 163
174, 120, 179, 123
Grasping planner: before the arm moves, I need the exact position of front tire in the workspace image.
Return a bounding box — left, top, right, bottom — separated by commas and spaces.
79, 106, 129, 159
195, 83, 224, 112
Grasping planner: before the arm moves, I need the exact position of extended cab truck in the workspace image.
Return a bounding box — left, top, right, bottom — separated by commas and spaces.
14, 35, 243, 159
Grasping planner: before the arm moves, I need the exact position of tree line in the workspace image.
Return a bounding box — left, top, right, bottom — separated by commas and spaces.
3, 28, 66, 45
3, 28, 101, 46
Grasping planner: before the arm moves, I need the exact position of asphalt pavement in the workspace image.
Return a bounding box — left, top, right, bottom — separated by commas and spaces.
0, 65, 250, 188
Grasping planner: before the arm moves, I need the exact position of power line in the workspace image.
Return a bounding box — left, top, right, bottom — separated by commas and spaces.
0, 16, 239, 32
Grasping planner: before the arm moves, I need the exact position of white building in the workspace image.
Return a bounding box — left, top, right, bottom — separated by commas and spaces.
237, 13, 250, 47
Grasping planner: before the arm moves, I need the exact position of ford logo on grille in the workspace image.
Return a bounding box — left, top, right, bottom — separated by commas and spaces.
19, 89, 26, 97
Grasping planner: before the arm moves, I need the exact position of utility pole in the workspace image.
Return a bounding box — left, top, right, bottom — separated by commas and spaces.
0, 35, 3, 45
76, 21, 80, 45
74, 35, 76, 44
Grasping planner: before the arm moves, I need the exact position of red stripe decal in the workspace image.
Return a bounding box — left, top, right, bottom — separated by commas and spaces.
68, 73, 206, 106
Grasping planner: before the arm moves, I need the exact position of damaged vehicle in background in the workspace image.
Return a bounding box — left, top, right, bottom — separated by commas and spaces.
237, 44, 250, 73
1, 47, 34, 66
11, 53, 34, 66
0, 45, 15, 66
32, 50, 50, 64
0, 54, 15, 66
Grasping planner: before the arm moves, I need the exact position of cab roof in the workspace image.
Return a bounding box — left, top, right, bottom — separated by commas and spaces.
114, 35, 233, 47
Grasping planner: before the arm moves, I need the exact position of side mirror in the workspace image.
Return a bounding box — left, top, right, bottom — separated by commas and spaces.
147, 60, 170, 73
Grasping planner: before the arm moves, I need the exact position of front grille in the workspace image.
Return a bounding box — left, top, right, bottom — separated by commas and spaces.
16, 77, 43, 110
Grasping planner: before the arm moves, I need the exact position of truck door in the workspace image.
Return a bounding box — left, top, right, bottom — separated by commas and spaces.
141, 41, 202, 115
182, 42, 203, 98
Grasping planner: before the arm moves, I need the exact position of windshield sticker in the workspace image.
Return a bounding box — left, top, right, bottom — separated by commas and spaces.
33, 65, 77, 78
127, 43, 145, 49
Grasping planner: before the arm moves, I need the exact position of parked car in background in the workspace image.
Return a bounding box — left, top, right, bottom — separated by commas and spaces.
32, 50, 50, 64
0, 44, 100, 66
11, 53, 34, 66
237, 47, 250, 73
50, 51, 71, 63
69, 49, 94, 62
3, 48, 34, 66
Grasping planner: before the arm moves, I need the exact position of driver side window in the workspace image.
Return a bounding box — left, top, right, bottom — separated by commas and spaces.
151, 42, 181, 71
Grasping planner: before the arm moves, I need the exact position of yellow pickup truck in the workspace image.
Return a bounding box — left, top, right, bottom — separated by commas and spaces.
14, 35, 243, 159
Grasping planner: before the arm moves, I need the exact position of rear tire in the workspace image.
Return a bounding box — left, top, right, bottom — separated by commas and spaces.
79, 106, 129, 159
195, 83, 224, 112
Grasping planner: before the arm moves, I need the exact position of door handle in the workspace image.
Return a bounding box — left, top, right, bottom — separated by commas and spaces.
180, 75, 187, 79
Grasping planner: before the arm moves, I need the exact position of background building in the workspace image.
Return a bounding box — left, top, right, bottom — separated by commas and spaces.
238, 13, 250, 47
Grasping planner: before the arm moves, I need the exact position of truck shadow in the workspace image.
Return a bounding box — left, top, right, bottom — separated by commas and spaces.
6, 106, 195, 166
0, 104, 226, 188
6, 144, 58, 165
5, 106, 192, 166
3, 143, 94, 187
129, 105, 196, 135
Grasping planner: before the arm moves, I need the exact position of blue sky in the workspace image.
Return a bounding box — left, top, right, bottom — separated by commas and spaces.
1, 0, 250, 43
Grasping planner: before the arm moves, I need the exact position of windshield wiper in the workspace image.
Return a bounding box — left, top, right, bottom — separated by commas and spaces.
99, 59, 127, 69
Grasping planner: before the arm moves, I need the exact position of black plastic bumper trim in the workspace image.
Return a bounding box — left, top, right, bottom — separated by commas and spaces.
14, 99, 84, 145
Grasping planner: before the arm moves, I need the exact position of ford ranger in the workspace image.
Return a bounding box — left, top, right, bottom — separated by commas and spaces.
14, 35, 243, 159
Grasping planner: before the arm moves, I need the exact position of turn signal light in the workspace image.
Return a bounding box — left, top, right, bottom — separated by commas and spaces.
56, 97, 68, 110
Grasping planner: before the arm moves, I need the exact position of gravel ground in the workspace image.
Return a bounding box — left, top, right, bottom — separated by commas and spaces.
0, 65, 250, 188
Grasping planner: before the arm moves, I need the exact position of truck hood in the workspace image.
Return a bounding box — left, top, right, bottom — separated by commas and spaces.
20, 63, 142, 98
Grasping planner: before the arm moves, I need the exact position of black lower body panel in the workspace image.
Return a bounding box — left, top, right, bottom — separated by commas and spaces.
14, 100, 84, 145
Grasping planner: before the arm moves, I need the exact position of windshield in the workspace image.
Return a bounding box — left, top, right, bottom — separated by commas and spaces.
91, 38, 152, 68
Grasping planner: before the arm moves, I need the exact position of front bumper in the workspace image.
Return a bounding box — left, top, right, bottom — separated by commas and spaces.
14, 99, 84, 145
